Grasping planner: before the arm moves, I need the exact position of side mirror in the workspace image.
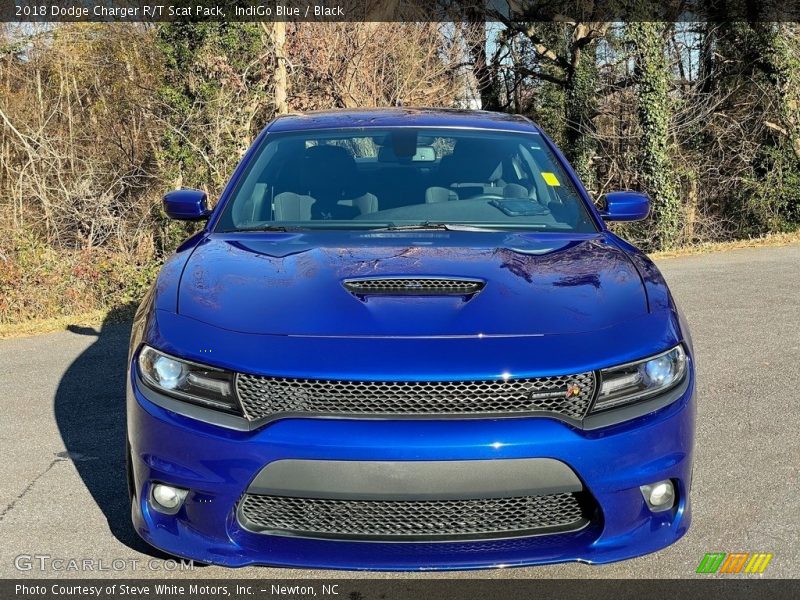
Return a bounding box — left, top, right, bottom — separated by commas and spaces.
599, 191, 651, 222
163, 188, 210, 220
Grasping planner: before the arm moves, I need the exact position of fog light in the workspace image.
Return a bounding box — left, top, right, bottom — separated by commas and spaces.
150, 483, 188, 514
640, 480, 675, 512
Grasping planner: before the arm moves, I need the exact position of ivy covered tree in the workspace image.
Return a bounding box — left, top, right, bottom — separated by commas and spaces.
154, 22, 275, 252
563, 38, 600, 192
156, 22, 274, 196
629, 22, 682, 249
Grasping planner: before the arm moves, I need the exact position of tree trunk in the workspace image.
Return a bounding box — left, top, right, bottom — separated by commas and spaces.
271, 22, 288, 115
467, 18, 499, 110
563, 44, 598, 194
629, 22, 682, 250
698, 22, 717, 94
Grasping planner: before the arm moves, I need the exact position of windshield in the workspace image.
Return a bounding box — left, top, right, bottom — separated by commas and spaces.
215, 127, 597, 233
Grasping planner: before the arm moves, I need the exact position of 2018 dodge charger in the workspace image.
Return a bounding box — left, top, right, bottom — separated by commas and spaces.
127, 108, 695, 569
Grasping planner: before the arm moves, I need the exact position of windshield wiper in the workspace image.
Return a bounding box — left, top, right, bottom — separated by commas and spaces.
378, 222, 499, 232
382, 222, 451, 231
222, 225, 307, 233
224, 222, 501, 233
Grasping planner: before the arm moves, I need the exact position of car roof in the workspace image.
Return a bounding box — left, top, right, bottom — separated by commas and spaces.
265, 107, 541, 134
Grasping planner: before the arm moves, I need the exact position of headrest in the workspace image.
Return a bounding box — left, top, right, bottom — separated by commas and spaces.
302, 144, 361, 199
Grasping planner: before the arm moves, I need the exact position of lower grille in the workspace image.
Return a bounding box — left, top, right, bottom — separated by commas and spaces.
238, 492, 589, 541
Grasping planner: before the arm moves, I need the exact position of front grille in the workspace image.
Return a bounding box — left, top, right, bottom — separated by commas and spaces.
343, 277, 484, 296
235, 372, 596, 422
238, 492, 588, 541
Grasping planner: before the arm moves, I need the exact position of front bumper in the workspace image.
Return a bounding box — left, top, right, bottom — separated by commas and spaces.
127, 370, 695, 570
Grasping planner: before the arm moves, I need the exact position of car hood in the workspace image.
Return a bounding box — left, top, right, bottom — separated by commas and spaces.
177, 231, 648, 337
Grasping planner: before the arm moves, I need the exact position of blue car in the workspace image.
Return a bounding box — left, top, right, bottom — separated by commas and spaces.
127, 108, 695, 570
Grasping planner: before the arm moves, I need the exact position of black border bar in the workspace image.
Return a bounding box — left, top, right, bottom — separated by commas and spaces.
5, 579, 800, 600
3, 1, 800, 23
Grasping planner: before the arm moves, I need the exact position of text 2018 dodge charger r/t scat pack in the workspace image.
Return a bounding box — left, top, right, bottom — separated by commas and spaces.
127, 108, 695, 569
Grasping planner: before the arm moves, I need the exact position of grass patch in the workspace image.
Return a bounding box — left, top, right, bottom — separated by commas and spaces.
0, 309, 110, 340
0, 233, 158, 339
650, 229, 800, 259
0, 303, 137, 340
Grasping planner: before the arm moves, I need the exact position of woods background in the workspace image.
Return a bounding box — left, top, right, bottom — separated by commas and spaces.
1, 20, 799, 326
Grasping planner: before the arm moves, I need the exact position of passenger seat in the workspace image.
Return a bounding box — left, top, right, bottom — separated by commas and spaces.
425, 187, 458, 203
273, 192, 316, 221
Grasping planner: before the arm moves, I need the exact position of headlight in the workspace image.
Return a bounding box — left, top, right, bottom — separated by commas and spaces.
592, 345, 687, 413
137, 345, 240, 415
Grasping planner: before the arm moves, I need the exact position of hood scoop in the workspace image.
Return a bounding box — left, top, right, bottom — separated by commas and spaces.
343, 277, 485, 299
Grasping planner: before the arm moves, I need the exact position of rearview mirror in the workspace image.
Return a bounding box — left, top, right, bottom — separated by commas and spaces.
163, 188, 210, 220
599, 191, 650, 222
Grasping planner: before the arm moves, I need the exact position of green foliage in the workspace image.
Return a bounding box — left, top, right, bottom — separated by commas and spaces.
741, 144, 800, 234
0, 231, 161, 324
156, 21, 271, 194
706, 22, 800, 237
758, 24, 800, 229
154, 21, 273, 256
533, 81, 567, 148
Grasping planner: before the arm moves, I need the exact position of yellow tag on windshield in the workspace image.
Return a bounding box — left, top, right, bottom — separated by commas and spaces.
541, 172, 560, 186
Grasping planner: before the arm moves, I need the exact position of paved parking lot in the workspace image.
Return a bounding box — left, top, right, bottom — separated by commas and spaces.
1, 244, 798, 579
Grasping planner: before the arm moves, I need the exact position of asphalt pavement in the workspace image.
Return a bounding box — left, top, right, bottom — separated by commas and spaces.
1, 243, 798, 579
